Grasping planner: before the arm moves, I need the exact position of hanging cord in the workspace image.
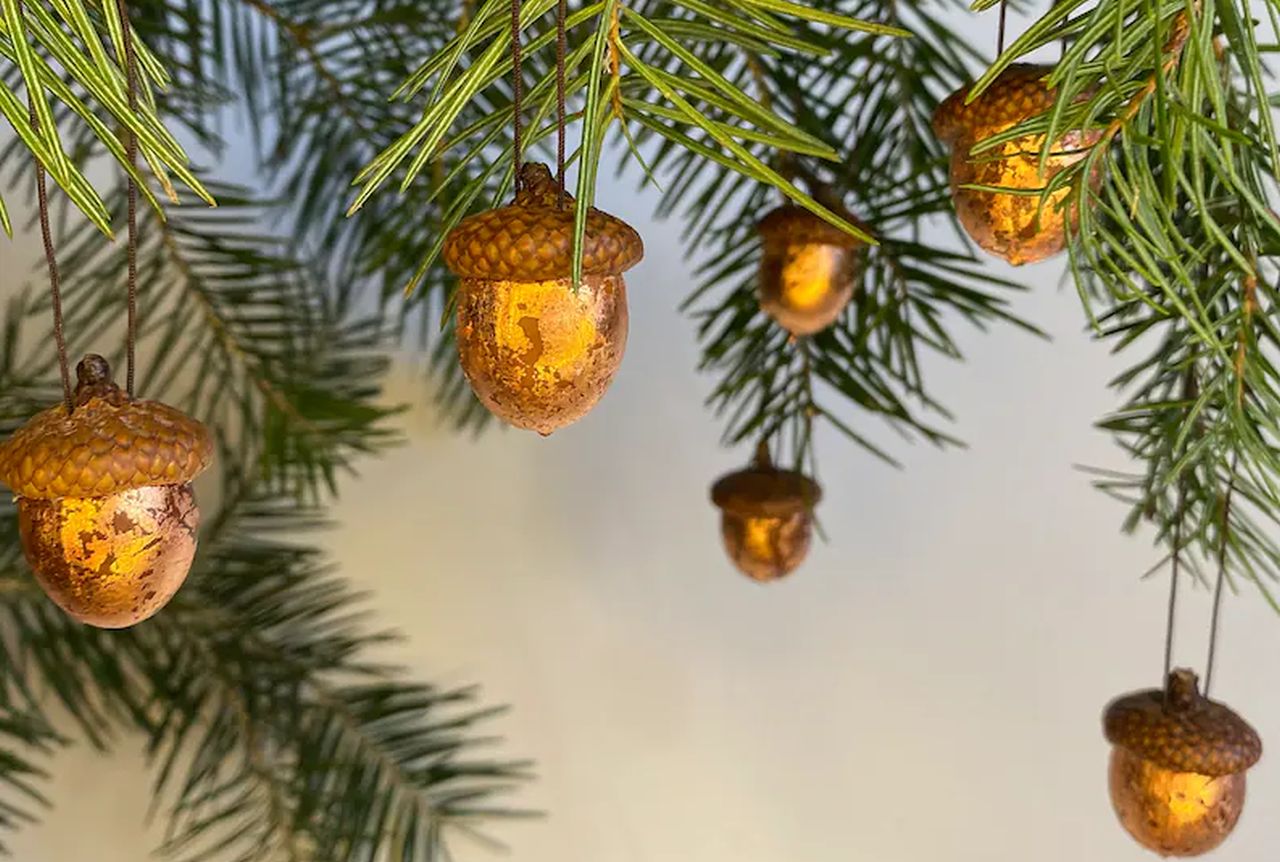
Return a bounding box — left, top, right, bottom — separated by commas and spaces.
1161, 485, 1185, 703
20, 2, 73, 412
510, 0, 524, 187
555, 0, 567, 207
997, 0, 1009, 55
1204, 454, 1240, 697
112, 0, 141, 397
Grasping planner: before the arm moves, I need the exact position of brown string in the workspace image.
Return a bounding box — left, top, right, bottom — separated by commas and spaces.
113, 0, 141, 397
555, 0, 567, 207
997, 0, 1009, 55
1161, 485, 1185, 704
20, 13, 74, 412
1204, 455, 1239, 697
510, 0, 524, 187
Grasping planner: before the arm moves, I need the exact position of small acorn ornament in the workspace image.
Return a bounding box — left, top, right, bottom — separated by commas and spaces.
710, 442, 821, 582
1104, 669, 1262, 857
0, 355, 212, 628
756, 205, 865, 335
933, 63, 1100, 265
442, 163, 644, 435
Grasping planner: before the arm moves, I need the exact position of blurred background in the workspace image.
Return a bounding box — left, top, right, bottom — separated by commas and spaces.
4, 172, 1278, 861
4, 4, 1280, 861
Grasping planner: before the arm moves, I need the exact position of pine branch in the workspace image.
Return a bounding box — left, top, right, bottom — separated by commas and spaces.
0, 0, 211, 233
682, 0, 1039, 468
30, 180, 402, 501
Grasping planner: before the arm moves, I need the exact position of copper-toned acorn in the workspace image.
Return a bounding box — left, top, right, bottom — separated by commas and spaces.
0, 355, 212, 628
710, 442, 821, 582
756, 205, 865, 335
442, 163, 644, 435
1104, 669, 1262, 857
933, 63, 1100, 265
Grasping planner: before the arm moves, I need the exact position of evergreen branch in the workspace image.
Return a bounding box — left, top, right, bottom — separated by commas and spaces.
0, 0, 211, 234
683, 0, 1038, 468
31, 180, 401, 501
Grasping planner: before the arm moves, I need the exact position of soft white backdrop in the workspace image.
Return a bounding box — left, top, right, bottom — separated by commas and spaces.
6, 8, 1280, 861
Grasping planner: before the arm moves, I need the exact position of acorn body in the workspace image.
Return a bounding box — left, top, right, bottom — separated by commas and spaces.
933, 63, 1099, 265
0, 355, 212, 628
710, 446, 821, 582
1109, 747, 1245, 856
18, 484, 199, 628
1103, 669, 1262, 857
444, 164, 643, 435
455, 274, 628, 436
756, 206, 864, 335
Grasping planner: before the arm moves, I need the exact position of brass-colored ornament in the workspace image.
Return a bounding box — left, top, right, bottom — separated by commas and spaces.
710, 443, 821, 582
932, 63, 1100, 266
0, 354, 213, 628
442, 163, 644, 435
756, 205, 865, 335
1104, 669, 1262, 857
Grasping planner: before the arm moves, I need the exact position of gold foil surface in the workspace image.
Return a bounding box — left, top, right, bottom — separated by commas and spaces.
719, 510, 812, 583
18, 483, 199, 628
1109, 747, 1247, 857
455, 274, 628, 435
759, 242, 857, 335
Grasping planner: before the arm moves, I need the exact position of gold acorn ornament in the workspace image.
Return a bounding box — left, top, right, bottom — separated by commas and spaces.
756, 205, 865, 335
442, 163, 644, 436
932, 63, 1100, 265
0, 355, 213, 628
1104, 669, 1262, 857
710, 442, 821, 582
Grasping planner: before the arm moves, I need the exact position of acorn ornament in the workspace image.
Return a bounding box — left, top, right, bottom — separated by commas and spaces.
933, 63, 1100, 265
1104, 669, 1262, 857
710, 442, 821, 582
756, 205, 865, 336
442, 163, 644, 435
0, 355, 212, 628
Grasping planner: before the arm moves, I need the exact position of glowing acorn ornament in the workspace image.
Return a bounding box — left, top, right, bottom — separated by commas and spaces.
442, 163, 644, 435
710, 443, 821, 582
933, 63, 1100, 265
0, 355, 212, 628
1104, 669, 1262, 857
756, 205, 865, 335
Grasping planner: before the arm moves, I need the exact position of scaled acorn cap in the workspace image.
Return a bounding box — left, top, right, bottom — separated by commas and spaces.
711, 447, 822, 518
1104, 669, 1263, 777
756, 205, 866, 250
0, 354, 213, 500
931, 63, 1062, 148
443, 163, 645, 282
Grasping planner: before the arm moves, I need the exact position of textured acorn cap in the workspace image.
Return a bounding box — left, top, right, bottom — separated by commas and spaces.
443, 163, 644, 281
0, 354, 213, 500
711, 444, 821, 518
932, 63, 1058, 146
757, 204, 866, 249
1104, 669, 1262, 777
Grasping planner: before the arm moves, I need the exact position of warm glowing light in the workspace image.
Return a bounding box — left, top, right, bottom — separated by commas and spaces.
759, 242, 856, 335
1108, 747, 1246, 857
17, 483, 200, 628
719, 510, 812, 583
933, 63, 1101, 266
456, 274, 628, 436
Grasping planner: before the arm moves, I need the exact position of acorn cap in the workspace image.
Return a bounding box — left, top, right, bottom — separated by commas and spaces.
932, 63, 1058, 146
1104, 669, 1263, 777
711, 444, 821, 518
757, 204, 866, 249
0, 354, 213, 500
443, 163, 644, 281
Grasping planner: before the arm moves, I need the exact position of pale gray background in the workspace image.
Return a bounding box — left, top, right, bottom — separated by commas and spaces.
5, 5, 1279, 860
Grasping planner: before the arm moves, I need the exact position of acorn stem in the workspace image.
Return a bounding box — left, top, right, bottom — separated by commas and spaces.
1164, 668, 1201, 714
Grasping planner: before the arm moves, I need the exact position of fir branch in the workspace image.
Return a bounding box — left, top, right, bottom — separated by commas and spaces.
681, 0, 1038, 468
